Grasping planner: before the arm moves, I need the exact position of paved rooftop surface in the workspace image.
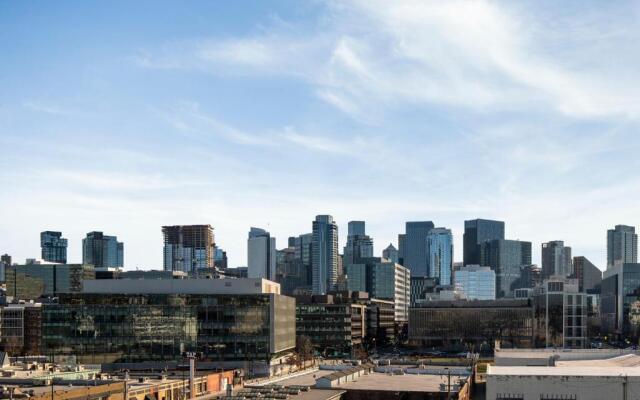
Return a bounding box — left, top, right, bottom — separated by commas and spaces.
335, 372, 463, 392
263, 370, 333, 387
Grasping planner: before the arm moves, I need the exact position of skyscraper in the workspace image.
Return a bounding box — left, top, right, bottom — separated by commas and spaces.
343, 220, 374, 265
572, 256, 602, 292
247, 227, 276, 280
398, 234, 406, 265
403, 221, 435, 277
481, 239, 532, 298
82, 231, 123, 269
162, 225, 214, 272
382, 243, 399, 263
607, 225, 638, 269
291, 233, 313, 288
426, 228, 453, 285
214, 247, 228, 269
40, 231, 68, 263
463, 219, 505, 266
541, 240, 572, 278
312, 215, 338, 295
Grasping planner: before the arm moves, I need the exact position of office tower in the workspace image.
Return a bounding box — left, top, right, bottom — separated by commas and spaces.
82, 231, 123, 269
398, 234, 406, 265
426, 228, 453, 285
6, 263, 95, 299
454, 265, 496, 300
312, 215, 339, 295
290, 233, 313, 288
247, 227, 276, 280
463, 219, 505, 266
511, 264, 542, 291
541, 240, 572, 278
40, 231, 68, 263
348, 221, 366, 237
601, 263, 640, 337
276, 246, 307, 295
572, 256, 602, 292
403, 221, 435, 277
343, 221, 374, 266
162, 225, 214, 272
481, 239, 532, 298
214, 247, 228, 269
1, 254, 11, 266
607, 225, 638, 269
382, 243, 399, 263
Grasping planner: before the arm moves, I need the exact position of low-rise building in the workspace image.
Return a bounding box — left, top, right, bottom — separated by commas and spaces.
409, 299, 534, 350
5, 263, 95, 300
295, 293, 366, 359
42, 278, 295, 376
0, 302, 42, 355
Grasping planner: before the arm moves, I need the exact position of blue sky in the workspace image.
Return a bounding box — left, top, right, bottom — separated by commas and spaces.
1, 1, 639, 269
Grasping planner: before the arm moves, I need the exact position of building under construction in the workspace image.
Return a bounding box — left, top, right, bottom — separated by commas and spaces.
162, 225, 215, 272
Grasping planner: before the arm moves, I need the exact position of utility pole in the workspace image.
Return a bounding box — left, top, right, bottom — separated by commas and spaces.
444, 367, 451, 400
623, 374, 628, 400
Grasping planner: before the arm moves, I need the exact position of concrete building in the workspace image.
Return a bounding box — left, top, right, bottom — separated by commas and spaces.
247, 227, 276, 280
481, 239, 532, 298
454, 265, 496, 300
541, 240, 572, 278
312, 215, 339, 295
40, 231, 67, 263
463, 218, 505, 266
162, 225, 215, 272
607, 224, 638, 269
382, 243, 398, 264
601, 263, 640, 338
42, 278, 294, 375
533, 277, 587, 348
295, 292, 366, 358
82, 231, 123, 268
488, 350, 640, 400
402, 221, 434, 277
5, 263, 95, 300
426, 227, 453, 285
571, 256, 602, 292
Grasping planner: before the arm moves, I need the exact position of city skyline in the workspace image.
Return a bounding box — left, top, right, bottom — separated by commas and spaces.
2, 1, 640, 269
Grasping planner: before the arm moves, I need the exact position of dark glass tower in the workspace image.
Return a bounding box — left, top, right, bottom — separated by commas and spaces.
463, 219, 505, 266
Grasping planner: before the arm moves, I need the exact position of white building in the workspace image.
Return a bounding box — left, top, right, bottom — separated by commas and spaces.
488, 349, 640, 400
247, 227, 276, 280
454, 265, 496, 300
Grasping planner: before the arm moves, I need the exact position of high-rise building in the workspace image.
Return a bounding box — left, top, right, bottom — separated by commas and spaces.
312, 215, 339, 295
162, 225, 214, 272
463, 219, 505, 266
40, 231, 68, 263
607, 225, 638, 269
382, 243, 399, 263
247, 227, 276, 280
214, 247, 228, 269
602, 263, 640, 338
481, 239, 532, 298
572, 256, 602, 292
426, 228, 453, 285
348, 221, 366, 237
290, 233, 313, 289
82, 231, 123, 269
1, 254, 12, 266
454, 265, 496, 300
541, 240, 572, 278
398, 234, 406, 265
403, 221, 435, 277
343, 221, 374, 266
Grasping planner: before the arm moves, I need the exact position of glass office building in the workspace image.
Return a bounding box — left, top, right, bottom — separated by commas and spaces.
463, 219, 505, 266
427, 228, 453, 285
40, 231, 68, 263
601, 263, 640, 339
454, 265, 496, 300
82, 231, 123, 269
403, 221, 435, 277
42, 292, 295, 364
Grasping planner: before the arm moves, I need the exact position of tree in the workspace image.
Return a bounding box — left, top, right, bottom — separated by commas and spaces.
296, 335, 314, 364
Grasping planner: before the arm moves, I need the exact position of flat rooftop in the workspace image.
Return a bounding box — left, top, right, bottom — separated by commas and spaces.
489, 365, 640, 377
264, 370, 333, 387
335, 372, 464, 393
82, 278, 280, 295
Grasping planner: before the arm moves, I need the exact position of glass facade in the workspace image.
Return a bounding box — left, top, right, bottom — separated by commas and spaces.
454, 266, 496, 300
463, 219, 505, 266
5, 264, 95, 299
312, 215, 338, 295
403, 221, 434, 277
427, 228, 453, 285
42, 293, 295, 364
40, 231, 68, 263
481, 239, 532, 298
82, 232, 123, 269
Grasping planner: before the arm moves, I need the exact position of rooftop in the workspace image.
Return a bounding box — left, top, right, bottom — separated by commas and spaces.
82, 278, 281, 295
333, 372, 465, 393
